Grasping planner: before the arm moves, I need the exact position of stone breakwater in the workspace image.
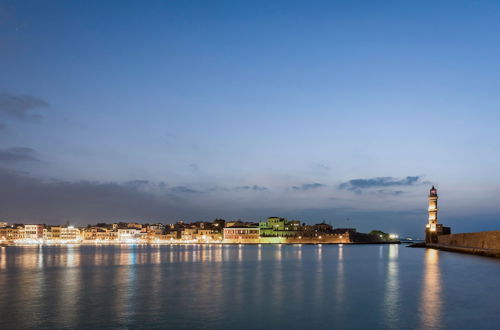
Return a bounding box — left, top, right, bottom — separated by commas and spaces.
426, 230, 500, 258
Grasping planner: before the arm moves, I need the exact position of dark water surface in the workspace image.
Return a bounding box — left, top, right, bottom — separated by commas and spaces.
1, 244, 499, 330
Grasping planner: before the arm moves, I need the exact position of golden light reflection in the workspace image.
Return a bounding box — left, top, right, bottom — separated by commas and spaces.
384, 244, 400, 328
15, 248, 44, 329
254, 244, 264, 306
66, 245, 80, 267
37, 245, 44, 269
214, 244, 223, 262
420, 249, 442, 329
60, 246, 80, 326
0, 246, 6, 270
314, 244, 324, 307
154, 248, 161, 264
223, 244, 230, 261
238, 244, 243, 262
272, 245, 284, 309
275, 244, 282, 261
335, 245, 344, 305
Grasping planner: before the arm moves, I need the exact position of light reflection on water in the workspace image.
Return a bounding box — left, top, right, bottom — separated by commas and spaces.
384, 244, 400, 329
419, 248, 442, 330
335, 245, 344, 306
0, 245, 499, 330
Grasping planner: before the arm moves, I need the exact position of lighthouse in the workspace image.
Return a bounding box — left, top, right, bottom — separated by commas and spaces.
425, 186, 451, 244
427, 186, 438, 232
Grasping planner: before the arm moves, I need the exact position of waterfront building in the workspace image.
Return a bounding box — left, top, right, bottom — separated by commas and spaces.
83, 227, 117, 241
194, 229, 222, 242
23, 224, 44, 240
43, 225, 81, 242
147, 223, 165, 232
117, 228, 141, 241
44, 226, 61, 240
259, 217, 301, 237
0, 225, 24, 241
181, 228, 196, 241
60, 226, 81, 241
223, 227, 260, 243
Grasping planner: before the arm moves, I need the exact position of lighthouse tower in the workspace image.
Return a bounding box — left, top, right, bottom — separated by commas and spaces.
425, 186, 451, 244
427, 186, 438, 232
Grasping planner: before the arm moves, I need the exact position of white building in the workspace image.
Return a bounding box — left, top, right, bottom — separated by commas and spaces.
24, 224, 44, 240
117, 229, 141, 241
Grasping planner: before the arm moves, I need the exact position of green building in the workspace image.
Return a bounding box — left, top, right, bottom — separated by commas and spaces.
259, 217, 301, 237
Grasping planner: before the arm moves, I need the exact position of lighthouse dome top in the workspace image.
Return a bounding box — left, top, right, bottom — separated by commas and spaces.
429, 185, 438, 197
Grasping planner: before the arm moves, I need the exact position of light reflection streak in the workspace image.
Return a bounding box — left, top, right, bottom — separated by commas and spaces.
292, 244, 304, 305
419, 249, 442, 329
37, 245, 43, 268
214, 244, 222, 262
384, 244, 400, 329
60, 246, 80, 327
150, 253, 161, 312
255, 245, 264, 307
233, 246, 245, 311
275, 244, 282, 261
272, 245, 284, 310
314, 244, 324, 308
0, 246, 6, 269
335, 245, 345, 305
15, 248, 43, 329
154, 248, 161, 264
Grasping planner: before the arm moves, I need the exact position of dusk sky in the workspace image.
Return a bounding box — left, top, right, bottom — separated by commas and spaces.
1, 0, 500, 237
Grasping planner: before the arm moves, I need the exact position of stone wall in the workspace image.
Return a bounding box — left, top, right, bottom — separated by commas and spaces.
437, 230, 500, 250
222, 232, 394, 244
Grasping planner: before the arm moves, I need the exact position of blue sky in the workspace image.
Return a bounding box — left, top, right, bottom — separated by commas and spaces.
1, 0, 500, 236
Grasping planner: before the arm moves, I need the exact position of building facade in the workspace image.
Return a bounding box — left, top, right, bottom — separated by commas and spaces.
223, 227, 260, 243
24, 224, 44, 240
259, 217, 301, 237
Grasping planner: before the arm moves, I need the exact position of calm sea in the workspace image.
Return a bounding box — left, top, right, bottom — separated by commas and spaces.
0, 244, 499, 330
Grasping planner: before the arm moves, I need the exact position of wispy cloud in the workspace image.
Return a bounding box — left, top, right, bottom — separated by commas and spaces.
0, 169, 273, 224
0, 168, 201, 223
375, 189, 405, 196
0, 147, 39, 163
206, 185, 269, 193
169, 186, 200, 194
291, 183, 326, 191
339, 176, 421, 194
234, 185, 268, 191
0, 93, 49, 121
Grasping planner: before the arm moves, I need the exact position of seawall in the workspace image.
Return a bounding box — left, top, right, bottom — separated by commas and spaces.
427, 230, 500, 258
223, 232, 395, 244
